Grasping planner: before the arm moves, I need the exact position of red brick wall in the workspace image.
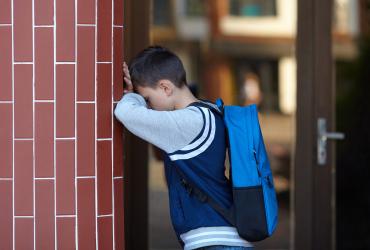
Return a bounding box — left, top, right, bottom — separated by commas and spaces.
0, 0, 125, 249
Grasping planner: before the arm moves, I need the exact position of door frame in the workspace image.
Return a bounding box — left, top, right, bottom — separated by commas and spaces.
294, 0, 335, 249
123, 0, 150, 249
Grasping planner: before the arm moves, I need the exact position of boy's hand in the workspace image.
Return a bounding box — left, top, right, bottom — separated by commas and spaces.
123, 61, 133, 94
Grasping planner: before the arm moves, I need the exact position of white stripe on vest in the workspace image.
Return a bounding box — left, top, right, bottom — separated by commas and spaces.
169, 107, 215, 161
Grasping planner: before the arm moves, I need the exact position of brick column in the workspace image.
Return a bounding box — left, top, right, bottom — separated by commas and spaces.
0, 0, 125, 249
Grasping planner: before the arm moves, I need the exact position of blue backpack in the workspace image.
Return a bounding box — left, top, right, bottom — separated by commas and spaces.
174, 98, 278, 242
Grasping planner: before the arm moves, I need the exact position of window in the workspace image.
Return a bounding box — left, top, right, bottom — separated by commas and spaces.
332, 0, 359, 35
235, 59, 279, 112
152, 0, 173, 26
185, 0, 206, 17
220, 0, 296, 37
229, 0, 277, 17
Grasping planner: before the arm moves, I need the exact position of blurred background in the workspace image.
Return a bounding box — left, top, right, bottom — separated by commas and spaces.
146, 0, 370, 249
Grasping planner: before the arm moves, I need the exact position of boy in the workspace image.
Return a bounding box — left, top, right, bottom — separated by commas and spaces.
114, 46, 254, 250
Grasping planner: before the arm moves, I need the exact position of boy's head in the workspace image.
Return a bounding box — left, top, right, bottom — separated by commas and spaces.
129, 46, 188, 110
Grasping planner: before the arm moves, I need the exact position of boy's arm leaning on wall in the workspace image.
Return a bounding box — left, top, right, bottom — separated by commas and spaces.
114, 93, 203, 154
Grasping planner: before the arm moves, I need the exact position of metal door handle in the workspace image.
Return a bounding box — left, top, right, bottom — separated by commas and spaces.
317, 118, 345, 165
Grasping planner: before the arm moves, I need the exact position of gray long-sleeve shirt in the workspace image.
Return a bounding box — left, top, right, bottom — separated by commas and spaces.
114, 93, 205, 154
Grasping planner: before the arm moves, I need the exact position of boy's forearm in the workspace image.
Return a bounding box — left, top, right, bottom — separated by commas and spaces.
114, 93, 203, 154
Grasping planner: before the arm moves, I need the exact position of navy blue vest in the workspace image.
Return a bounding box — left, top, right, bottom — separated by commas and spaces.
162, 103, 234, 245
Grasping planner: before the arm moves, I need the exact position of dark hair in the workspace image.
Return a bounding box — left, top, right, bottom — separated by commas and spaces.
129, 46, 187, 89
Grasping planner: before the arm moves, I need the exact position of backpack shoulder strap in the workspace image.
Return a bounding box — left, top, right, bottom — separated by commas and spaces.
188, 99, 224, 117
173, 165, 235, 226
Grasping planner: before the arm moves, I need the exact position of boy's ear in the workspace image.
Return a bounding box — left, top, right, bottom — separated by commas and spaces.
158, 80, 174, 96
